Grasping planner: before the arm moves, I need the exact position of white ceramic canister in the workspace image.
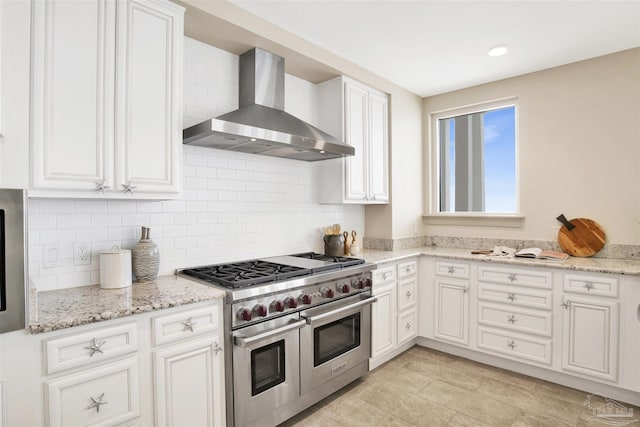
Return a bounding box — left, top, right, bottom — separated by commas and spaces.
100, 246, 132, 289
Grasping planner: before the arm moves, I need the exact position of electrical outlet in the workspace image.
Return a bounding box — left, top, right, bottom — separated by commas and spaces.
74, 242, 91, 266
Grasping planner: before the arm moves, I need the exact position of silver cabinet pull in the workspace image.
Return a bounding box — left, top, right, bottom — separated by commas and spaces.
405, 267, 411, 274
447, 266, 455, 274
507, 340, 515, 349
382, 273, 388, 280
463, 286, 469, 294
121, 180, 136, 195
585, 282, 594, 291
85, 338, 106, 357
95, 180, 111, 194
182, 317, 196, 332
508, 274, 517, 282
87, 393, 108, 413
212, 342, 223, 355
406, 291, 412, 298
405, 323, 412, 330
507, 293, 516, 302
561, 299, 572, 309
507, 314, 516, 324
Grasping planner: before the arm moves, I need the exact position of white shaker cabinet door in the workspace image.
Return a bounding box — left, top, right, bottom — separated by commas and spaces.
154, 336, 225, 427
343, 82, 368, 202
434, 279, 470, 346
115, 0, 182, 195
31, 0, 116, 191
367, 90, 389, 202
561, 297, 619, 382
371, 282, 396, 358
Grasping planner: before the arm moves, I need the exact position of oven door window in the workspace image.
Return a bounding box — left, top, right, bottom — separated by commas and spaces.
314, 312, 361, 367
251, 340, 285, 396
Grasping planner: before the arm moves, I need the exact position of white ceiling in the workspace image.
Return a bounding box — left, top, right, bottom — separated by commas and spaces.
229, 0, 640, 97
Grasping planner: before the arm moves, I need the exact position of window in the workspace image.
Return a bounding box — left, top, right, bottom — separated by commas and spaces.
429, 99, 518, 216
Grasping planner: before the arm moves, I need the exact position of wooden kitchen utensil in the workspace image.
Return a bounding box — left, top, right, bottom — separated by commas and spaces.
343, 231, 349, 255
556, 214, 606, 257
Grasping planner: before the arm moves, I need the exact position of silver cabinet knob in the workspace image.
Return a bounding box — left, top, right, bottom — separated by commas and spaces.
507, 314, 516, 324
121, 180, 136, 195
382, 273, 387, 280
507, 340, 515, 349
585, 282, 594, 291
507, 293, 516, 302
508, 274, 517, 282
405, 323, 411, 330
447, 266, 455, 274
213, 342, 223, 355
85, 338, 106, 357
406, 291, 412, 298
561, 300, 572, 310
182, 317, 196, 332
405, 267, 411, 274
95, 180, 110, 194
87, 393, 108, 413
463, 286, 469, 294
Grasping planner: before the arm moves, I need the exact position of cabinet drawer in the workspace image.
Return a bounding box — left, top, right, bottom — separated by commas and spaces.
46, 358, 140, 427
477, 284, 553, 311
478, 303, 552, 337
477, 327, 552, 365
563, 274, 618, 297
397, 310, 417, 345
478, 266, 552, 289
397, 277, 417, 311
397, 260, 417, 278
152, 304, 219, 347
435, 261, 469, 279
45, 322, 138, 374
373, 265, 396, 285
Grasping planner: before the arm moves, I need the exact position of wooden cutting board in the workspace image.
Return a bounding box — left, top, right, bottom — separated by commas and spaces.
557, 216, 606, 257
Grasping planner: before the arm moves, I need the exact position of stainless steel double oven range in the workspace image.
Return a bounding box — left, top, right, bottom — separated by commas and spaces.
180, 253, 377, 426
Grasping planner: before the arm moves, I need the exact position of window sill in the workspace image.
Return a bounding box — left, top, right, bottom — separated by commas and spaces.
423, 213, 525, 228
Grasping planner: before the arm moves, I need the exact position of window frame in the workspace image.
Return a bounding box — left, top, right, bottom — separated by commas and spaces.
425, 97, 522, 226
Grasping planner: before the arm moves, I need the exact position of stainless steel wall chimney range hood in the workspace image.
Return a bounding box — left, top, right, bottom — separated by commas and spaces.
183, 48, 354, 161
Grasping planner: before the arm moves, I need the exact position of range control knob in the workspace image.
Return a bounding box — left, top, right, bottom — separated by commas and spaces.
321, 286, 335, 298
236, 308, 252, 322
337, 283, 350, 293
253, 304, 268, 317
270, 300, 285, 312
365, 277, 372, 287
298, 293, 312, 305
284, 296, 298, 309
351, 278, 364, 289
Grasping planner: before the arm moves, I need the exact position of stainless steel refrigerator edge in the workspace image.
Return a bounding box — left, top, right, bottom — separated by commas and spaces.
0, 189, 27, 333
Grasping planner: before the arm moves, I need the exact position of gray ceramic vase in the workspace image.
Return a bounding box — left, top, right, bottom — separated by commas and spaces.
132, 226, 159, 282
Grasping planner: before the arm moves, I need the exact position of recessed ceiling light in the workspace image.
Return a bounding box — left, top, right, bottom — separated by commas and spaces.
488, 45, 508, 57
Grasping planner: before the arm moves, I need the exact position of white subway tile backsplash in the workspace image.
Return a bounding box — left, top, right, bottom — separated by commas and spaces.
27, 37, 364, 291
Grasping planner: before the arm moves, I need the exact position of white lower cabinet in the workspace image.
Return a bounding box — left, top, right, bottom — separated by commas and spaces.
154, 336, 224, 427
370, 258, 418, 369
371, 281, 396, 358
0, 300, 224, 426
434, 278, 469, 346
46, 358, 140, 427
151, 304, 225, 427
561, 295, 619, 382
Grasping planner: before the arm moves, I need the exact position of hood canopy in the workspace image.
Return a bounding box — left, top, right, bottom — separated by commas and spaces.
183, 48, 354, 161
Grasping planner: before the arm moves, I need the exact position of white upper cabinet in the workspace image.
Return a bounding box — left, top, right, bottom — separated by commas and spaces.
30, 0, 183, 199
0, 0, 31, 189
318, 76, 389, 204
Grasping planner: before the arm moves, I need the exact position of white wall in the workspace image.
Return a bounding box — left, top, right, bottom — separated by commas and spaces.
27, 38, 364, 291
423, 48, 640, 244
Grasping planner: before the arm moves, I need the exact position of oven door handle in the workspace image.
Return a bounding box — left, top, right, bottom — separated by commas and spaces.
233, 319, 306, 347
302, 295, 378, 326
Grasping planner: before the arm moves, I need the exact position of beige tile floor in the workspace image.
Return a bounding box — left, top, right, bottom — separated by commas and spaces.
279, 346, 640, 426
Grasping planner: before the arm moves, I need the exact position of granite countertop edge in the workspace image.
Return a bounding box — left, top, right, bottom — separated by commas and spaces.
28, 275, 225, 334
359, 247, 640, 276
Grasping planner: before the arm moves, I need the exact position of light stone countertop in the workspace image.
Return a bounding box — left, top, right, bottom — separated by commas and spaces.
358, 247, 640, 276
29, 275, 225, 334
